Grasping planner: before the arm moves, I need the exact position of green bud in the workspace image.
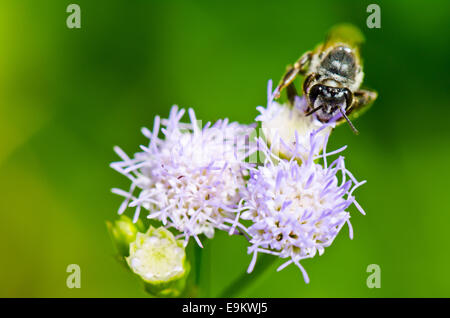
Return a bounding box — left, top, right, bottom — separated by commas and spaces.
106, 215, 144, 257
126, 226, 190, 297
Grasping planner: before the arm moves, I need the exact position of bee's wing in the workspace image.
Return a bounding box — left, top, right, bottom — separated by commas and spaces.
324, 23, 365, 50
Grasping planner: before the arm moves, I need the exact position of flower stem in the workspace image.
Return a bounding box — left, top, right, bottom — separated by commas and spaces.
192, 240, 211, 297
194, 243, 203, 286
218, 253, 276, 297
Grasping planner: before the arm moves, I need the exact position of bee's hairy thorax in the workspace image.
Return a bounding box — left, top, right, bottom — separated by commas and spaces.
308, 43, 363, 92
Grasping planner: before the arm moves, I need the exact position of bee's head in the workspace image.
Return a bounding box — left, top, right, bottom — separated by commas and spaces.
307, 84, 353, 121
307, 84, 359, 134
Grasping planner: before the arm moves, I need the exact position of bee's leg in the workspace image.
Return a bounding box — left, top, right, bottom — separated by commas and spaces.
286, 82, 298, 105
295, 51, 312, 76
353, 89, 378, 107
274, 51, 312, 99
346, 89, 378, 120
352, 89, 378, 109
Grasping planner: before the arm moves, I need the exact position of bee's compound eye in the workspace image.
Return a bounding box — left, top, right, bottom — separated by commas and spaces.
343, 88, 353, 108
308, 84, 324, 106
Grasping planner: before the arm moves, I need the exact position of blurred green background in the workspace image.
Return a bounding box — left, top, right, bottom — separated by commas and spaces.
1, 0, 449, 297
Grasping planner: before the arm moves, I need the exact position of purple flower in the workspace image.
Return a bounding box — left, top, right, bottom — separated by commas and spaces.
239, 125, 366, 283
111, 106, 255, 247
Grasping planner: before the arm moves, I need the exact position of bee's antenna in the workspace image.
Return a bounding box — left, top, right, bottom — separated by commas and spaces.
339, 107, 359, 135
305, 105, 323, 116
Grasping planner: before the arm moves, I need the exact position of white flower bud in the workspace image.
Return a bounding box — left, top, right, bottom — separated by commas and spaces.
126, 226, 190, 296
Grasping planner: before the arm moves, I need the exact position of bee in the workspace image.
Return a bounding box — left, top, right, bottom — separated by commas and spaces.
274, 24, 377, 134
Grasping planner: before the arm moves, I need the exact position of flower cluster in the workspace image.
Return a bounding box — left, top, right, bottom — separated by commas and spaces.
110, 80, 366, 285
240, 134, 366, 283
228, 81, 366, 282
111, 106, 255, 246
